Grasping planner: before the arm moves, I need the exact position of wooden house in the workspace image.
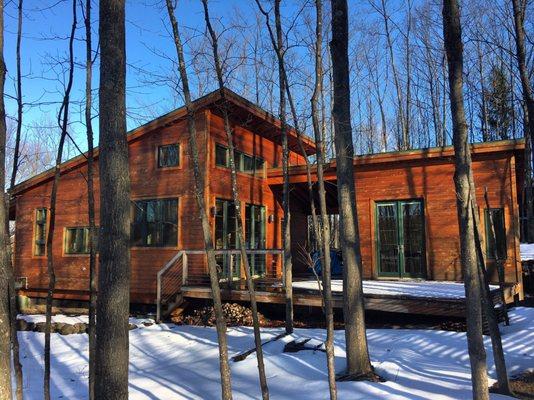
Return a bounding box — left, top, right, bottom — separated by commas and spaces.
9, 88, 525, 319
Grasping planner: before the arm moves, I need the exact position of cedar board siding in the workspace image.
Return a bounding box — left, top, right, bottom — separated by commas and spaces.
280, 151, 522, 291
13, 110, 300, 303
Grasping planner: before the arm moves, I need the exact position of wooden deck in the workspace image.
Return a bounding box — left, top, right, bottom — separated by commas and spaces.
181, 277, 518, 318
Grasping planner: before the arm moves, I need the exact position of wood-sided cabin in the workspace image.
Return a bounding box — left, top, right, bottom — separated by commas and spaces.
9, 88, 525, 317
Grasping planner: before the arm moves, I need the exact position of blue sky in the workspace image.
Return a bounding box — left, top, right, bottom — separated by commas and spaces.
3, 0, 287, 151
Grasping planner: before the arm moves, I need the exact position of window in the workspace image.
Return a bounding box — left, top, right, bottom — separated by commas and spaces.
131, 198, 178, 247
245, 204, 266, 276
215, 144, 228, 167
215, 144, 264, 174
65, 227, 93, 254
34, 208, 47, 256
485, 208, 506, 260
157, 144, 180, 168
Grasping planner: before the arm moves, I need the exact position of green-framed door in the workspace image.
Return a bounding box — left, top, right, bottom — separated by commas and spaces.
245, 204, 266, 277
376, 199, 426, 278
214, 199, 241, 279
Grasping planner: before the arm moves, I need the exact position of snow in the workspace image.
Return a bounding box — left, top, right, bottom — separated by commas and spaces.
15, 307, 534, 399
17, 314, 155, 327
520, 242, 534, 261
292, 279, 499, 300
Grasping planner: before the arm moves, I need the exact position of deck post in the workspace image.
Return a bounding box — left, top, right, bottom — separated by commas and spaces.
228, 253, 233, 290
182, 252, 188, 285
156, 271, 162, 323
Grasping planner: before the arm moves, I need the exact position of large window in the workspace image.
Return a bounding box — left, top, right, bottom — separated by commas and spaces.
245, 204, 266, 276
131, 198, 178, 247
485, 208, 506, 260
64, 227, 93, 254
34, 208, 47, 256
214, 144, 264, 174
157, 144, 180, 168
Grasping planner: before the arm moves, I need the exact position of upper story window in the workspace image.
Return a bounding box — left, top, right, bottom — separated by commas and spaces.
34, 208, 47, 256
131, 198, 178, 247
485, 208, 506, 260
65, 227, 94, 254
158, 144, 180, 168
215, 143, 264, 174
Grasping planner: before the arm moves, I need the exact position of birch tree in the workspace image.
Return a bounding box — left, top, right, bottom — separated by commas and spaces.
44, 2, 76, 398
201, 1, 269, 398
164, 1, 233, 398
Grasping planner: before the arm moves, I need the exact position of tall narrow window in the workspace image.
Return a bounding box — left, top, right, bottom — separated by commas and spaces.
157, 144, 180, 168
34, 208, 47, 256
485, 208, 506, 260
65, 227, 92, 254
215, 144, 228, 167
131, 198, 178, 247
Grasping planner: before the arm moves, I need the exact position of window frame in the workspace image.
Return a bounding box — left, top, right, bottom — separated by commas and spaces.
130, 197, 179, 248
64, 226, 94, 255
485, 207, 507, 261
157, 143, 180, 169
33, 208, 48, 257
214, 142, 265, 175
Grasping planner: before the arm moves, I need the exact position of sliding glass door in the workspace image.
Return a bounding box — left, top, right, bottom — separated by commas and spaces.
376, 200, 426, 278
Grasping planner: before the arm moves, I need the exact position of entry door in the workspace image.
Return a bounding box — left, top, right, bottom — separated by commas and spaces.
245, 204, 266, 277
376, 200, 426, 278
214, 199, 240, 279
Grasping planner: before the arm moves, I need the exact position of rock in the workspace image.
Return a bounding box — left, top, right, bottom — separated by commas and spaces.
72, 323, 87, 334
58, 324, 76, 335
129, 323, 138, 330
17, 319, 29, 331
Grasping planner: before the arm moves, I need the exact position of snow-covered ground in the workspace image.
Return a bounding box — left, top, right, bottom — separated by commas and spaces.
293, 279, 498, 299
521, 242, 534, 261
16, 307, 534, 399
17, 314, 154, 327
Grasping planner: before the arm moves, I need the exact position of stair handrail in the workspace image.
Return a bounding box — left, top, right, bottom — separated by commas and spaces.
156, 250, 184, 322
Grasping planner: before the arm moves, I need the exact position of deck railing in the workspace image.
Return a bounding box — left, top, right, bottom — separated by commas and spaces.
156, 248, 283, 321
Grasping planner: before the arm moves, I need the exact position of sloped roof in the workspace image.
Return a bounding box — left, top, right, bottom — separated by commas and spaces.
10, 87, 316, 196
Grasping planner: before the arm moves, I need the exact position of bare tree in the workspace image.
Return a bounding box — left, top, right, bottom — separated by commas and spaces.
164, 1, 233, 398
201, 1, 269, 398
43, 2, 76, 398
11, 0, 23, 189
511, 0, 534, 243
0, 0, 13, 396
442, 1, 489, 399
330, 0, 373, 379
82, 0, 97, 398
311, 0, 337, 397
94, 0, 131, 398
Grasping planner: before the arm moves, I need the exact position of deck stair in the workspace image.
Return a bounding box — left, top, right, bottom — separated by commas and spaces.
156, 251, 187, 322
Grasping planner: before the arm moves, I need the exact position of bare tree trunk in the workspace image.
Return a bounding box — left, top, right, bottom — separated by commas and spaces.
378, 0, 408, 150
44, 3, 77, 399
201, 2, 269, 398
164, 2, 233, 398
442, 1, 489, 399
83, 1, 97, 398
8, 2, 24, 397
273, 0, 293, 335
330, 0, 373, 378
512, 0, 534, 242
312, 1, 337, 397
95, 0, 130, 398
11, 0, 23, 190
470, 201, 511, 396
0, 1, 14, 396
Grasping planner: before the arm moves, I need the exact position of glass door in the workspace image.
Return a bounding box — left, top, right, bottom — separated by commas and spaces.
245, 204, 266, 277
214, 199, 240, 280
376, 200, 426, 278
